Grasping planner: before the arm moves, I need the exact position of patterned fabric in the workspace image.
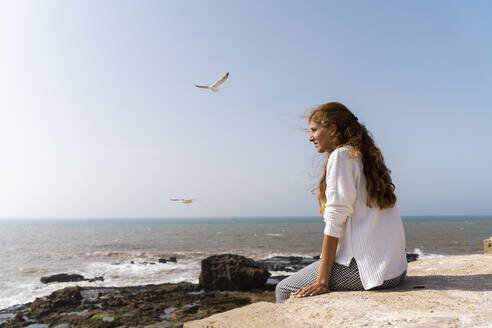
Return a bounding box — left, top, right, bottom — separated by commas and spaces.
275, 258, 406, 303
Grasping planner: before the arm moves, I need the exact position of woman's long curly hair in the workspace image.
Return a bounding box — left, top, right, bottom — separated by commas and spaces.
309, 102, 396, 213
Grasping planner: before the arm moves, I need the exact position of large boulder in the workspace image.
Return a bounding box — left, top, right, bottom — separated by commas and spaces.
199, 254, 270, 291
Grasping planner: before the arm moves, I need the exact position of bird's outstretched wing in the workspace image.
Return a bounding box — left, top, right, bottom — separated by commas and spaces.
212, 72, 229, 88
194, 85, 209, 89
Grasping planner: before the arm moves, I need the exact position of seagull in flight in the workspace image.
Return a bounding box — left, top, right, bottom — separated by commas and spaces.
195, 72, 229, 92
170, 198, 197, 204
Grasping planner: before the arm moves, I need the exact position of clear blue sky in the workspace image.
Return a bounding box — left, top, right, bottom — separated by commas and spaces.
1, 1, 491, 218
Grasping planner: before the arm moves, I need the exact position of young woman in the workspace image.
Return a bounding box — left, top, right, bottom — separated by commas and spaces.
275, 102, 407, 303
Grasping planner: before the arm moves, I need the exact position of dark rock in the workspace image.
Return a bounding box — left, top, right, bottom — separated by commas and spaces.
40, 274, 85, 284
406, 252, 419, 262
87, 276, 104, 282
14, 312, 25, 322
159, 257, 177, 263
413, 285, 426, 289
199, 254, 270, 291
30, 286, 83, 317
40, 273, 104, 284
258, 256, 318, 272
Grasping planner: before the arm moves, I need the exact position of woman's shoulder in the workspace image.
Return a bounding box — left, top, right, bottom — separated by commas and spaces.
333, 145, 351, 154
328, 146, 362, 167
330, 145, 357, 159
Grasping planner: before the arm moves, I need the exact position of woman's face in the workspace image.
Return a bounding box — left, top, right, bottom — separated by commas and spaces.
309, 120, 338, 153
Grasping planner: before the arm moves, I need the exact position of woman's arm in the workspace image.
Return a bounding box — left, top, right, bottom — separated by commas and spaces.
295, 234, 339, 297
317, 234, 339, 286
295, 148, 355, 298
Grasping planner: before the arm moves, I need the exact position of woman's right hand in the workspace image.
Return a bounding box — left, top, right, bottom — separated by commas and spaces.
294, 282, 330, 298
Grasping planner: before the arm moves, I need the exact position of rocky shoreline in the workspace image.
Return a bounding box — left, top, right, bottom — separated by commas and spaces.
0, 253, 418, 328
0, 283, 276, 328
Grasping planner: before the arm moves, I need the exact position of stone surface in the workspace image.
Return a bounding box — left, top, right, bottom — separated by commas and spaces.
199, 254, 270, 291
185, 254, 492, 328
484, 237, 492, 254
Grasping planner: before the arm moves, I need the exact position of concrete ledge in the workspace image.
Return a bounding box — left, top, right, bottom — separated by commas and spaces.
184, 254, 492, 328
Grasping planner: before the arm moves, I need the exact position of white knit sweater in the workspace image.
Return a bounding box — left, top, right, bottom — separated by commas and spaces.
323, 146, 408, 290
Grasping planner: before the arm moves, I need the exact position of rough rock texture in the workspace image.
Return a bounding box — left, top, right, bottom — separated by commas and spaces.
185, 254, 492, 328
40, 273, 104, 284
199, 254, 270, 291
1, 283, 275, 328
30, 287, 83, 317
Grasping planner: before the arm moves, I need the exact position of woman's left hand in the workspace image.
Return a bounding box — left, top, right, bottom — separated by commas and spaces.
294, 282, 330, 298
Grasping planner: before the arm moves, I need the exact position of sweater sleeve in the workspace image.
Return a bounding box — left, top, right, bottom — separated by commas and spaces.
323, 148, 358, 238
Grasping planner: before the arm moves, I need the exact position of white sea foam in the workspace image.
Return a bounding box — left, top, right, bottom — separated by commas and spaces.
84, 259, 201, 285
413, 248, 446, 260
265, 233, 283, 237
2, 251, 309, 309
269, 270, 295, 276
0, 259, 201, 310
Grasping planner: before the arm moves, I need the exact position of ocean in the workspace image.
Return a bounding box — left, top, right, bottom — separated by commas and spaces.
0, 216, 491, 310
